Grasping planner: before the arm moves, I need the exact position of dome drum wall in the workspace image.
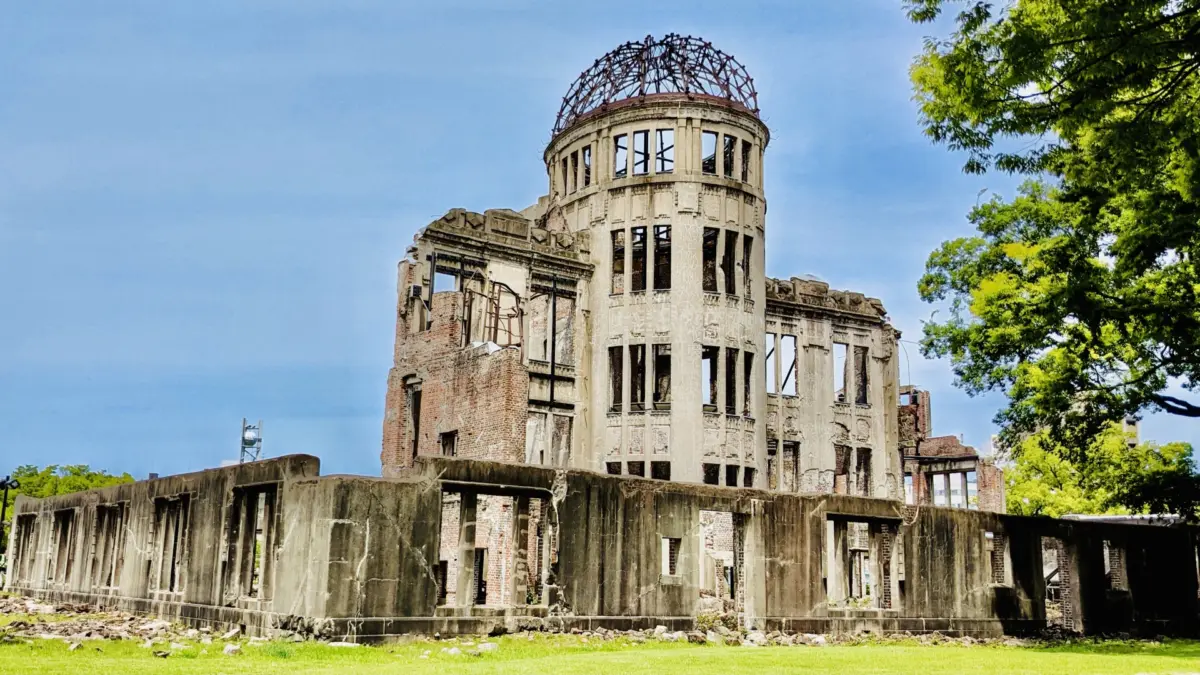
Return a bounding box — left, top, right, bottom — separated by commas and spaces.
545, 97, 768, 485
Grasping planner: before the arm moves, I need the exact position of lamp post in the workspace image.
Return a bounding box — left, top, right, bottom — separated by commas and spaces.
240, 419, 263, 463
0, 474, 20, 558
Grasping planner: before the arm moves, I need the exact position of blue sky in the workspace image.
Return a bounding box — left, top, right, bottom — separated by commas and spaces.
1, 1, 1193, 478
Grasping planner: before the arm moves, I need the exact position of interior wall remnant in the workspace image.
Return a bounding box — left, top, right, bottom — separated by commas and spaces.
833, 446, 851, 495
653, 225, 671, 290
611, 230, 626, 294
721, 231, 738, 295
653, 344, 671, 409
724, 348, 738, 415
608, 346, 624, 412
631, 345, 647, 411
854, 346, 869, 405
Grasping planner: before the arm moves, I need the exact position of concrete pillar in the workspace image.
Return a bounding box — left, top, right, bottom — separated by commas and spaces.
540, 502, 555, 606
509, 495, 531, 605
456, 492, 478, 607
741, 501, 767, 630
826, 519, 848, 605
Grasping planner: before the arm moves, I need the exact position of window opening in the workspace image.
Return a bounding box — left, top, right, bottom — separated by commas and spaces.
651, 461, 671, 481
561, 157, 569, 195
725, 465, 740, 487
632, 130, 649, 175
627, 461, 645, 477
606, 462, 621, 475
833, 342, 848, 402
702, 346, 719, 412
949, 472, 965, 508
653, 225, 671, 290
662, 537, 681, 576
854, 346, 869, 405
49, 509, 76, 585
14, 514, 39, 584
855, 448, 872, 497
781, 335, 798, 396
742, 353, 754, 416
833, 446, 851, 494
611, 229, 625, 294
722, 135, 737, 178
765, 332, 777, 393
630, 344, 646, 411
655, 129, 674, 173
701, 131, 717, 174
608, 346, 624, 412
153, 495, 190, 594
722, 231, 738, 294
702, 228, 719, 292
724, 348, 739, 415
782, 441, 800, 493
1105, 540, 1128, 590
582, 145, 592, 186
904, 474, 914, 505
703, 464, 720, 485
474, 548, 488, 605
440, 430, 458, 457
613, 134, 628, 178
743, 468, 756, 487
653, 344, 671, 409
742, 236, 753, 299
740, 139, 751, 182
985, 532, 1011, 585
966, 471, 979, 509
408, 384, 422, 460
436, 561, 449, 605
630, 226, 647, 292
92, 503, 127, 588
932, 473, 948, 506
569, 151, 579, 193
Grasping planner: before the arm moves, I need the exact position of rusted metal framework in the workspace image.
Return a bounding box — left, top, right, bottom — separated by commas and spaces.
553, 34, 759, 136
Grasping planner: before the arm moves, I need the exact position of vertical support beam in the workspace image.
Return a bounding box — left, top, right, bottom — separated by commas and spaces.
540, 502, 555, 606
826, 519, 848, 605
741, 502, 767, 630
868, 523, 882, 609
509, 496, 531, 605
456, 492, 479, 608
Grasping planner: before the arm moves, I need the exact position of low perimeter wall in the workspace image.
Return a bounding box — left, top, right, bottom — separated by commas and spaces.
5, 455, 1198, 641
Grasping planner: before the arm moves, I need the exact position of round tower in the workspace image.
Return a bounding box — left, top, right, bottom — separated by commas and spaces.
545, 35, 769, 485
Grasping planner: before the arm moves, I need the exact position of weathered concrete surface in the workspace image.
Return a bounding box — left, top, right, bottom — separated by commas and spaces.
4, 455, 1198, 641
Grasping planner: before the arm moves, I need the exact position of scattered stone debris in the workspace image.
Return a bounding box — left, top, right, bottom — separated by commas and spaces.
223, 643, 242, 655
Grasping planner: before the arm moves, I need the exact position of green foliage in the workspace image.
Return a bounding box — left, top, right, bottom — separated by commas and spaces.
905, 0, 1200, 515
2, 465, 134, 532
1006, 425, 1199, 517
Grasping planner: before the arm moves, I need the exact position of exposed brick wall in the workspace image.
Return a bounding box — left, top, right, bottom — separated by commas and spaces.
977, 459, 1005, 514
382, 281, 531, 477
919, 435, 973, 457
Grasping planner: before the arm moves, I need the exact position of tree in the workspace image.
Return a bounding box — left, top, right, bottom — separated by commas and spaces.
1006, 425, 1199, 517
1, 465, 134, 544
904, 0, 1200, 512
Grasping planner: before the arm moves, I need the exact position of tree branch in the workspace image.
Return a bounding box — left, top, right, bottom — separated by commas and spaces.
1151, 393, 1200, 417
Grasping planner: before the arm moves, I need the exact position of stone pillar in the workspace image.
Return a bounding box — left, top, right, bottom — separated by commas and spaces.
456, 492, 478, 607
509, 496, 531, 605
740, 501, 767, 630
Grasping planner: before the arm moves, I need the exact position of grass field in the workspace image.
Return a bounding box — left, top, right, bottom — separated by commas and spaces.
3, 633, 1199, 675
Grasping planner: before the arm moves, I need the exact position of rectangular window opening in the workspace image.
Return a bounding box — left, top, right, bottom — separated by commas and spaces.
632, 130, 649, 175
582, 145, 592, 186
552, 415, 573, 468
949, 472, 966, 508
932, 473, 948, 506
606, 462, 621, 476
765, 333, 777, 394
49, 509, 76, 585
725, 465, 740, 487
702, 228, 718, 292
743, 467, 756, 488
854, 346, 869, 405
630, 226, 647, 292
742, 353, 754, 417
561, 157, 569, 195
703, 464, 720, 485
569, 151, 579, 193
781, 335, 798, 397
153, 495, 191, 594
92, 503, 128, 589
15, 514, 39, 584
724, 348, 739, 415
855, 448, 872, 497
651, 461, 671, 481
653, 344, 671, 409
833, 446, 851, 495
722, 231, 738, 295
986, 532, 1012, 586
440, 430, 458, 457
613, 134, 628, 178
655, 129, 674, 173
608, 346, 624, 412
1105, 540, 1128, 590
782, 441, 800, 493
833, 342, 849, 403
408, 384, 423, 460
740, 139, 751, 182
702, 346, 719, 412
662, 537, 681, 576
436, 560, 449, 605
630, 344, 647, 412
653, 225, 671, 290
722, 134, 737, 178
611, 230, 626, 294
627, 461, 645, 477
904, 474, 914, 505
474, 548, 488, 605
966, 470, 979, 510
742, 236, 753, 299
701, 131, 718, 175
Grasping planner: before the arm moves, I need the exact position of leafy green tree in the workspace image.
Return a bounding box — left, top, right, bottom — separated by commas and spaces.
904, 0, 1200, 515
2, 465, 134, 543
1006, 425, 1198, 517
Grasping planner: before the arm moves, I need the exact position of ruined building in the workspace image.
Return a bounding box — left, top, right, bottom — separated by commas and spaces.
5, 35, 1198, 641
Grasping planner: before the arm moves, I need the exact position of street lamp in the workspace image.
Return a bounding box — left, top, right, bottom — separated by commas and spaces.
0, 474, 21, 558
240, 419, 263, 463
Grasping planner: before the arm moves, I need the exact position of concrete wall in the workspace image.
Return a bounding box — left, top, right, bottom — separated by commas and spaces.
11, 455, 1195, 641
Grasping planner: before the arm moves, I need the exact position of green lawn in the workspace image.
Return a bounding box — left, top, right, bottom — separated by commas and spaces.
3, 634, 1199, 675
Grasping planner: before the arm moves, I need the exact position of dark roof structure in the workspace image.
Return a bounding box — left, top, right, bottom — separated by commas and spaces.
553, 34, 760, 136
